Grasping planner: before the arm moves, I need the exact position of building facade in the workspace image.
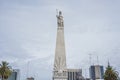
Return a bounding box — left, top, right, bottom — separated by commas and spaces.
67, 69, 84, 80
8, 69, 20, 80
27, 77, 34, 80
89, 65, 104, 80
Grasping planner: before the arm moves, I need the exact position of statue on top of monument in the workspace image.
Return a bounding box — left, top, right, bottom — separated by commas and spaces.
56, 10, 64, 27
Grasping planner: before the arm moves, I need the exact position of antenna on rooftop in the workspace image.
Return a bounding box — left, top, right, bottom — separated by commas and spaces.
89, 54, 92, 66
97, 55, 99, 65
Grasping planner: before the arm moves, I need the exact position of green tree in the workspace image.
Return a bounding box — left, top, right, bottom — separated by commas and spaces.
104, 62, 119, 80
0, 61, 12, 80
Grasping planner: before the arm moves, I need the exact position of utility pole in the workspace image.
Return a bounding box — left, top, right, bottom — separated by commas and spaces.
26, 61, 30, 78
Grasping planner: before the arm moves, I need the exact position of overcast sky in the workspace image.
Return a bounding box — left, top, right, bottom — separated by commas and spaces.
0, 0, 120, 80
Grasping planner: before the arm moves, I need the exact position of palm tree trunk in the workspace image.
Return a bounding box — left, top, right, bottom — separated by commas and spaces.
1, 76, 6, 80
1, 77, 3, 80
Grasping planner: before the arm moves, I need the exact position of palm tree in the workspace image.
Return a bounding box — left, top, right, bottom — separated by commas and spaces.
0, 61, 12, 80
104, 62, 119, 80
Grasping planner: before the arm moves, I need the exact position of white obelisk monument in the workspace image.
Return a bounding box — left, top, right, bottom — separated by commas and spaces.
53, 11, 68, 80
